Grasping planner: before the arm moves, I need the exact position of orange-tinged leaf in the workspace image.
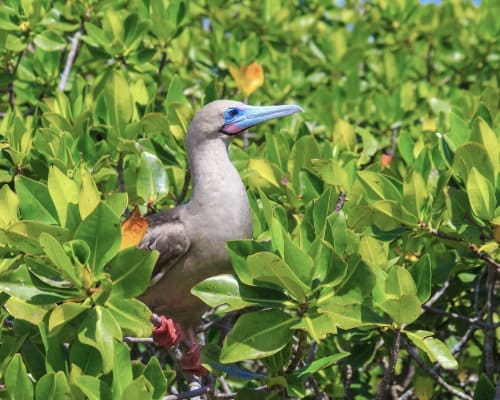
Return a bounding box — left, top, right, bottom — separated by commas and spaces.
229, 62, 264, 97
120, 206, 149, 251
381, 153, 393, 168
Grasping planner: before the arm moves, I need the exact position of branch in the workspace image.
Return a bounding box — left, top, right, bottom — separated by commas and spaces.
484, 263, 496, 380
423, 279, 450, 308
403, 338, 472, 400
422, 305, 486, 327
335, 191, 347, 214
58, 28, 83, 91
124, 336, 154, 343
343, 363, 353, 400
163, 385, 214, 400
286, 329, 308, 373
376, 329, 401, 400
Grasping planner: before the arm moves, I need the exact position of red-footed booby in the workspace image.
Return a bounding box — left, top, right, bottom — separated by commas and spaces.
139, 101, 302, 367
140, 100, 302, 326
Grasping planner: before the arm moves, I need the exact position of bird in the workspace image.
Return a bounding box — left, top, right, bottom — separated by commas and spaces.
138, 100, 302, 353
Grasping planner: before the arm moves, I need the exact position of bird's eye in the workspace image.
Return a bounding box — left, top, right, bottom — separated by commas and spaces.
225, 108, 240, 120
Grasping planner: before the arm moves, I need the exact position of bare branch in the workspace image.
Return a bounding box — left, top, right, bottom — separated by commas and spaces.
376, 329, 401, 400
286, 329, 308, 373
484, 264, 496, 380
124, 336, 154, 343
423, 279, 450, 308
58, 28, 83, 91
343, 363, 353, 400
335, 191, 347, 214
422, 305, 486, 327
403, 338, 472, 400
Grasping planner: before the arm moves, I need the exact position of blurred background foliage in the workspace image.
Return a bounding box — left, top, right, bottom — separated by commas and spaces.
0, 0, 498, 399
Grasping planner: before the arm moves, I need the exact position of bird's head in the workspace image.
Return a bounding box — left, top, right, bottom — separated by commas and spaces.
187, 100, 303, 147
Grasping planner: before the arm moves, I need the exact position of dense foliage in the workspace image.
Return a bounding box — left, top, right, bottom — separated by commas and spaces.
0, 0, 498, 399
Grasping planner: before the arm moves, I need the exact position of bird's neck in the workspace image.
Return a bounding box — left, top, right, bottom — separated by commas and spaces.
187, 138, 246, 209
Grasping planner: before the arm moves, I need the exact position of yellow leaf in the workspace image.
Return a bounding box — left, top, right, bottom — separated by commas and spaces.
229, 62, 264, 97
120, 206, 149, 251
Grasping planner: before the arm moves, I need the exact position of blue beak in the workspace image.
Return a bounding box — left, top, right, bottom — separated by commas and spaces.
222, 104, 303, 135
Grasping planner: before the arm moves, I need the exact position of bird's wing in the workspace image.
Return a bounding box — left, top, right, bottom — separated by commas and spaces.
139, 207, 190, 287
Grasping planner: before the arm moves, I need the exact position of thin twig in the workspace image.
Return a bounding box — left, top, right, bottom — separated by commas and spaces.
286, 329, 308, 373
423, 279, 450, 308
58, 28, 83, 91
343, 363, 352, 400
484, 263, 496, 380
403, 338, 472, 400
422, 305, 485, 327
124, 336, 154, 343
376, 329, 401, 400
163, 385, 214, 400
335, 191, 347, 214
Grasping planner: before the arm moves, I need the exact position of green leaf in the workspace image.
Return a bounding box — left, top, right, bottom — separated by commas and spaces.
0, 265, 75, 304
109, 247, 158, 299
405, 330, 458, 370
372, 200, 419, 227
49, 303, 90, 333
39, 233, 81, 286
359, 236, 387, 270
35, 371, 71, 400
121, 376, 154, 400
333, 256, 376, 302
103, 193, 128, 218
102, 69, 133, 135
137, 151, 168, 203
317, 300, 385, 330
226, 240, 271, 285
291, 313, 339, 339
69, 342, 102, 377
4, 221, 70, 254
33, 30, 66, 51
409, 255, 432, 304
291, 353, 351, 380
112, 341, 133, 400
143, 357, 167, 400
246, 252, 310, 301
470, 117, 498, 175
192, 274, 288, 311
72, 375, 112, 400
403, 171, 428, 220
381, 267, 421, 325
74, 202, 121, 274
78, 306, 122, 373
466, 167, 495, 221
0, 184, 19, 228
357, 171, 402, 203
473, 374, 495, 400
15, 175, 58, 224
4, 296, 50, 325
5, 354, 34, 400
452, 143, 495, 186
105, 297, 152, 337
333, 119, 356, 151
48, 166, 79, 229
220, 310, 297, 363
78, 163, 100, 220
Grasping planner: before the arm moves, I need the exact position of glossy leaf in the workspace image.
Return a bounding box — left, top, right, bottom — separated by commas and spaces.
246, 252, 310, 301
74, 202, 121, 274
220, 310, 297, 363
466, 167, 495, 221
15, 175, 58, 224
5, 354, 34, 400
109, 246, 158, 299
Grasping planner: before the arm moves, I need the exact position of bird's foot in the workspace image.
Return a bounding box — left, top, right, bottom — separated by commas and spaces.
180, 328, 208, 376
151, 316, 207, 376
152, 315, 184, 347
